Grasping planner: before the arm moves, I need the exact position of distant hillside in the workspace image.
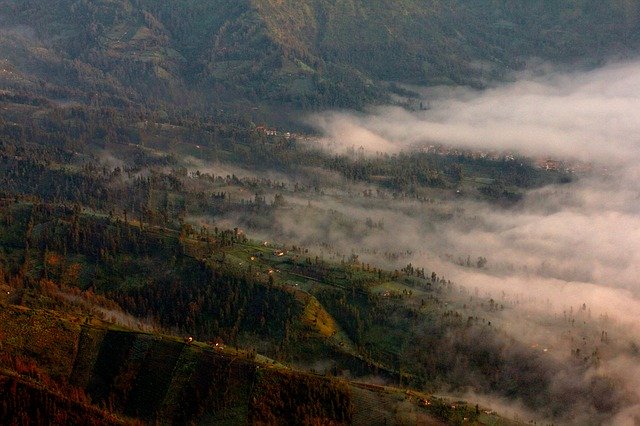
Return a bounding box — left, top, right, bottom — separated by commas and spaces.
0, 0, 638, 109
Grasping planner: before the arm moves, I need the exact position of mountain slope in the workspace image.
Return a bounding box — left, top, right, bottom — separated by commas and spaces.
254, 0, 640, 83
1, 300, 510, 425
1, 0, 639, 110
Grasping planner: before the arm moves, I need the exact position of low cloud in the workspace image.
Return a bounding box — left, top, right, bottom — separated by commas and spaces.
201, 61, 640, 423
309, 61, 640, 164
302, 61, 640, 422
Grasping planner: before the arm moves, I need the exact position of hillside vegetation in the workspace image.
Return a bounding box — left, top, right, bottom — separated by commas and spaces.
0, 0, 638, 110
0, 88, 629, 425
0, 213, 509, 425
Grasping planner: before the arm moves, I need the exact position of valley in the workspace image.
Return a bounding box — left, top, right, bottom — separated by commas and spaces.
2, 1, 640, 425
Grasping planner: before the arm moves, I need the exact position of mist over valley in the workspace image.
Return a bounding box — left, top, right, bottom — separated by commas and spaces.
2, 1, 640, 425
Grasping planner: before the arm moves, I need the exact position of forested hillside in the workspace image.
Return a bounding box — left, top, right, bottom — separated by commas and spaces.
0, 0, 638, 111
0, 88, 626, 424
1, 2, 639, 424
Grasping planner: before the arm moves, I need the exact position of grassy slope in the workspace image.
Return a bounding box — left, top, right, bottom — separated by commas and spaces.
4, 303, 492, 425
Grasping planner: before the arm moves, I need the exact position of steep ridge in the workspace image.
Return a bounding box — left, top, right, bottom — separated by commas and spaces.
3, 303, 482, 424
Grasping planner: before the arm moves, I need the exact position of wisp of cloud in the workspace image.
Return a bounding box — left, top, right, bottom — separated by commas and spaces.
310, 61, 640, 164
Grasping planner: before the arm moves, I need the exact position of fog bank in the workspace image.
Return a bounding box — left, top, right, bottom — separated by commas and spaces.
310, 61, 640, 165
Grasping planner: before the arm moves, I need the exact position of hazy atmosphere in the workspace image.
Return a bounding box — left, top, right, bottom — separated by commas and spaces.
3, 1, 640, 425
